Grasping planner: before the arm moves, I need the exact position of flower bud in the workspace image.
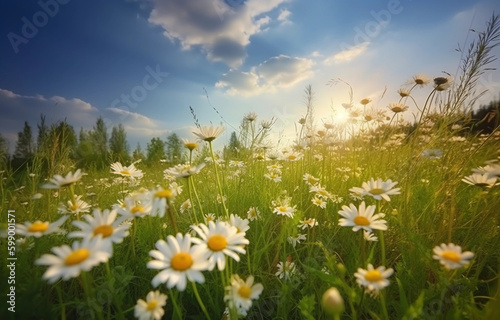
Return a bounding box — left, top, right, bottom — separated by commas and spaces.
321, 287, 344, 316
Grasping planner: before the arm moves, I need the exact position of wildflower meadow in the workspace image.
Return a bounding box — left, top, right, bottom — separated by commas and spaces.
2, 13, 500, 320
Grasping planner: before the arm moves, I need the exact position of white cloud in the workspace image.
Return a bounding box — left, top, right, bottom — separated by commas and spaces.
215, 54, 314, 96
323, 42, 370, 64
146, 0, 287, 67
277, 8, 291, 24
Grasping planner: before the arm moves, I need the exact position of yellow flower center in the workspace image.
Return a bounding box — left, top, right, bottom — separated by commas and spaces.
28, 221, 49, 233
279, 207, 288, 212
70, 203, 80, 211
287, 155, 297, 160
93, 225, 113, 238
353, 216, 370, 226
146, 300, 158, 311
120, 170, 131, 176
131, 206, 145, 214
391, 107, 404, 113
369, 188, 385, 195
256, 155, 264, 160
155, 189, 173, 199
360, 98, 371, 105
65, 248, 90, 266
207, 235, 227, 251
441, 250, 461, 263
170, 252, 193, 271
238, 285, 252, 299
185, 142, 199, 150
364, 270, 383, 282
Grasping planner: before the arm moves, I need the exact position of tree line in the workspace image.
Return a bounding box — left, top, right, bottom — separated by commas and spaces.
0, 114, 190, 175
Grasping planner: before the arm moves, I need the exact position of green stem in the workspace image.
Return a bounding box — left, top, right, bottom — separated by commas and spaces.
166, 198, 178, 234
379, 229, 386, 267
380, 290, 390, 320
56, 285, 66, 320
192, 282, 211, 320
208, 141, 228, 219
190, 176, 204, 218
361, 231, 366, 266
168, 290, 183, 320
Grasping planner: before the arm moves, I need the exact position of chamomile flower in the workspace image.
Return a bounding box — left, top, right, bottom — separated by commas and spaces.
287, 234, 306, 248
303, 173, 320, 186
472, 163, 500, 179
111, 162, 144, 180
68, 209, 130, 254
388, 103, 409, 114
432, 243, 474, 270
150, 187, 176, 218
354, 264, 394, 296
349, 178, 401, 201
204, 213, 216, 224
275, 257, 296, 280
462, 173, 498, 188
191, 221, 249, 271
298, 218, 318, 230
311, 196, 327, 209
134, 290, 168, 320
116, 191, 153, 221
16, 216, 68, 238
41, 169, 83, 189
338, 202, 387, 232
58, 195, 91, 215
264, 171, 282, 182
35, 236, 111, 283
224, 274, 263, 317
193, 125, 225, 142
229, 214, 250, 234
247, 207, 260, 221
309, 184, 332, 200
182, 138, 199, 151
164, 163, 205, 178
433, 76, 453, 91
147, 233, 209, 291
179, 199, 192, 213
409, 74, 431, 86
273, 204, 296, 219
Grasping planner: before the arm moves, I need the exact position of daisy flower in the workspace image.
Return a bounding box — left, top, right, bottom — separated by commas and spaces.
338, 202, 387, 232
182, 138, 199, 151
360, 98, 372, 105
273, 204, 296, 219
191, 221, 249, 271
298, 218, 318, 230
275, 257, 296, 281
147, 233, 209, 291
349, 178, 401, 201
68, 209, 130, 254
264, 171, 282, 182
309, 184, 332, 200
409, 74, 431, 86
35, 236, 111, 283
150, 187, 176, 218
58, 195, 91, 215
472, 163, 500, 179
363, 231, 378, 242
164, 163, 205, 178
397, 88, 411, 97
287, 234, 306, 248
433, 76, 453, 91
193, 125, 225, 142
179, 199, 192, 213
224, 274, 263, 317
303, 173, 320, 186
204, 213, 216, 224
116, 191, 153, 221
354, 264, 394, 296
41, 169, 83, 189
432, 243, 474, 270
311, 196, 327, 209
244, 112, 258, 122
421, 149, 443, 159
134, 290, 167, 320
229, 214, 250, 234
462, 173, 498, 188
16, 216, 68, 238
388, 103, 409, 114
111, 162, 144, 180
247, 207, 260, 221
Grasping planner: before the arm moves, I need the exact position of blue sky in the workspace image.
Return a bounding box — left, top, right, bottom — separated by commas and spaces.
1, 0, 499, 153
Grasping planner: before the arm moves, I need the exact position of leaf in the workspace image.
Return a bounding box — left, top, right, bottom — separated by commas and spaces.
298, 294, 316, 320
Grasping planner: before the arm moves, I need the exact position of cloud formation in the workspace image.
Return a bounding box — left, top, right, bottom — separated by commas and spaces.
216, 54, 314, 96
323, 42, 370, 64
146, 0, 287, 67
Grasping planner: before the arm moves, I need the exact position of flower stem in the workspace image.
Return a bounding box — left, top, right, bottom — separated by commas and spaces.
192, 282, 211, 320
166, 199, 178, 234
168, 289, 183, 319
380, 290, 390, 320
208, 141, 228, 218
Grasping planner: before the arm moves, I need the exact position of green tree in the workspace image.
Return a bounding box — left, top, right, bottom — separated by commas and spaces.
44, 120, 77, 175
166, 133, 183, 164
132, 142, 146, 162
13, 121, 34, 168
109, 124, 130, 162
0, 133, 9, 169
89, 117, 109, 168
36, 114, 49, 152
224, 131, 241, 159
146, 137, 165, 164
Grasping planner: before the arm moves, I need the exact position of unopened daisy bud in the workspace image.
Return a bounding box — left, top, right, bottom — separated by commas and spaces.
336, 263, 346, 277
391, 209, 398, 216
322, 288, 344, 316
